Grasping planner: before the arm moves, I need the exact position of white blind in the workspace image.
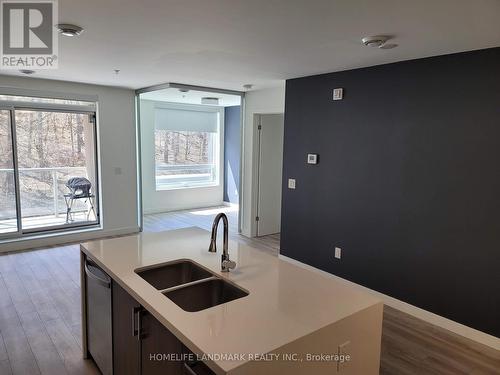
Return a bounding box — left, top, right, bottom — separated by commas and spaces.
154, 107, 218, 133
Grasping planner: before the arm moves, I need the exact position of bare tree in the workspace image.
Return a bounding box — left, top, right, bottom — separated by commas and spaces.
163, 131, 169, 163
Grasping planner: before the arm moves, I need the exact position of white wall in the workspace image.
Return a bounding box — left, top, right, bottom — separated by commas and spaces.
140, 100, 224, 213
0, 75, 138, 251
241, 84, 285, 237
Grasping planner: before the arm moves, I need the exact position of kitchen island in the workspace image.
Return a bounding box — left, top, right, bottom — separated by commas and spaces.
80, 227, 382, 374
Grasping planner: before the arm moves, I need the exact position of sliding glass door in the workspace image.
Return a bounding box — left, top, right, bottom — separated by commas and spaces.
16, 110, 97, 231
0, 95, 99, 237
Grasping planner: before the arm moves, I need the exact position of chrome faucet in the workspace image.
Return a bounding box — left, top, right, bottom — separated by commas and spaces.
208, 213, 236, 272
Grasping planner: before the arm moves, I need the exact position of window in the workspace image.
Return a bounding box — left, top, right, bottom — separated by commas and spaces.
0, 93, 99, 237
154, 106, 221, 190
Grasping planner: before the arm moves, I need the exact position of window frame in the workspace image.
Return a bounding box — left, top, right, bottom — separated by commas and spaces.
152, 102, 224, 191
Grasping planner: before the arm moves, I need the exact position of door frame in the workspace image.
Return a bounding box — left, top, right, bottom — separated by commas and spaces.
250, 112, 284, 238
135, 83, 245, 233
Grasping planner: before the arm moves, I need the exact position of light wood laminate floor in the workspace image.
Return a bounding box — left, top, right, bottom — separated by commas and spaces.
143, 206, 280, 255
0, 207, 498, 375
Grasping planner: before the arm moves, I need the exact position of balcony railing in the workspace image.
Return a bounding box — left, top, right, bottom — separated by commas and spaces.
0, 166, 89, 220
155, 163, 217, 189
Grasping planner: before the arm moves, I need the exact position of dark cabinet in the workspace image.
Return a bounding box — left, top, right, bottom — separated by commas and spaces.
112, 281, 141, 375
110, 281, 199, 375
113, 281, 183, 374
141, 310, 183, 374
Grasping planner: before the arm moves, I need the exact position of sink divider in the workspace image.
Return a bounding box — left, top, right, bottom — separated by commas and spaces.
158, 276, 218, 295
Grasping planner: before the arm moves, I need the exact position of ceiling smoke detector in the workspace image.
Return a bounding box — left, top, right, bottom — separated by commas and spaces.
362, 35, 395, 49
56, 24, 84, 37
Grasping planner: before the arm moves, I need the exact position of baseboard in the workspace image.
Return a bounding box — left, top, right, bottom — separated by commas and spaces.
0, 226, 140, 253
279, 254, 500, 351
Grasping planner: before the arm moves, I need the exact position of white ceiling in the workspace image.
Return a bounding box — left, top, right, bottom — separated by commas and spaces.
140, 88, 241, 107
2, 0, 500, 91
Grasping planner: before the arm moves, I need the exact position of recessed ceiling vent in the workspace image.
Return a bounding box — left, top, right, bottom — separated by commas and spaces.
362, 35, 397, 49
201, 97, 220, 105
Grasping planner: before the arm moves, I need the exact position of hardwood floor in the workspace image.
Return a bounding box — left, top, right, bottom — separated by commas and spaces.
143, 205, 280, 255
381, 306, 500, 375
0, 245, 100, 375
0, 206, 498, 374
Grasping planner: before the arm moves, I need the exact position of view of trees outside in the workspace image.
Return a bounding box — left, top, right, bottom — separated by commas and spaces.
0, 94, 92, 106
155, 130, 216, 187
155, 130, 211, 165
15, 110, 88, 168
0, 110, 92, 223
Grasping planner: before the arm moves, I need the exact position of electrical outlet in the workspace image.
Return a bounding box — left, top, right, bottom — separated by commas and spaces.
334, 247, 342, 259
288, 178, 296, 189
337, 340, 351, 372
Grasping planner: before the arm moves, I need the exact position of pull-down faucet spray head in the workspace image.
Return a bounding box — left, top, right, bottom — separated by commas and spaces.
208, 213, 236, 272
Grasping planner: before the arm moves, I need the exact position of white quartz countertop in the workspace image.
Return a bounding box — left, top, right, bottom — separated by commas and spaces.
81, 227, 381, 374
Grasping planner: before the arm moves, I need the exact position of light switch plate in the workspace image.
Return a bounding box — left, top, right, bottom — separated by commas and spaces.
288, 178, 296, 189
334, 247, 341, 259
333, 88, 344, 100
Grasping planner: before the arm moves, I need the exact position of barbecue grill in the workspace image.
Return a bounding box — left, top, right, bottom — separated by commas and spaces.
64, 177, 96, 223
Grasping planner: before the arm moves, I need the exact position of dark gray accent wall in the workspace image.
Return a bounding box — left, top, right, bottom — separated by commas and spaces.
223, 106, 241, 204
281, 47, 500, 337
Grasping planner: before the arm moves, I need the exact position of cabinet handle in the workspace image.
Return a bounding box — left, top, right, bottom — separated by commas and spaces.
132, 307, 141, 338
136, 308, 142, 341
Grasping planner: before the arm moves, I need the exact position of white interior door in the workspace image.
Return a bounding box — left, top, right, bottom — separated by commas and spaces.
256, 113, 284, 237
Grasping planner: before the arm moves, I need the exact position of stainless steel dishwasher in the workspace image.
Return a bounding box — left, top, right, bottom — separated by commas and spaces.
85, 257, 113, 375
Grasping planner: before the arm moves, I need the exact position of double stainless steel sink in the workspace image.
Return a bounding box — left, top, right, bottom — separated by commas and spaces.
135, 260, 248, 312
